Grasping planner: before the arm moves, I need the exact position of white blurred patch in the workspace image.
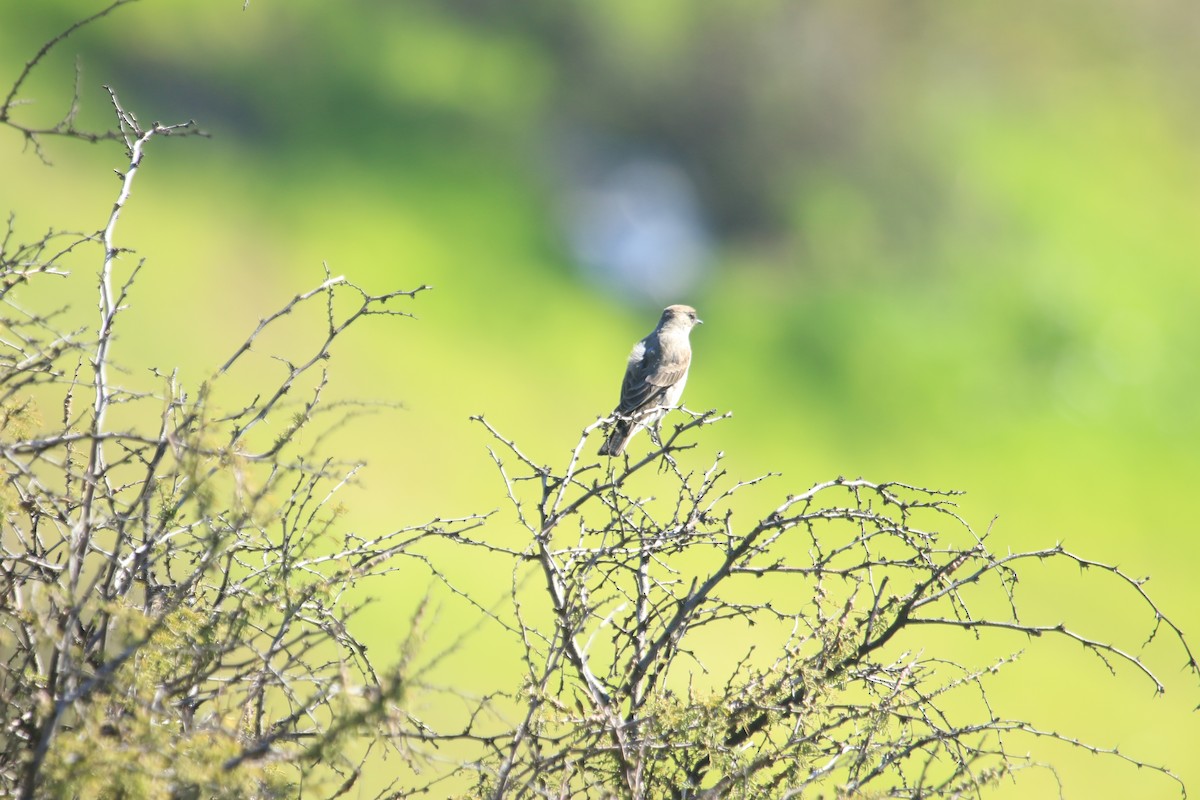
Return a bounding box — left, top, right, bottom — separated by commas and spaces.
562, 154, 711, 304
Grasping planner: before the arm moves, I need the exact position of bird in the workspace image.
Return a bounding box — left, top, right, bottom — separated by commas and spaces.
599, 304, 702, 456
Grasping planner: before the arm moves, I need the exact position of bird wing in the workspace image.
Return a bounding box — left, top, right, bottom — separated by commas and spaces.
615, 338, 691, 416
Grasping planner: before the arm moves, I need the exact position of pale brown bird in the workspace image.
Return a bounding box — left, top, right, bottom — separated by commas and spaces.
599, 304, 702, 456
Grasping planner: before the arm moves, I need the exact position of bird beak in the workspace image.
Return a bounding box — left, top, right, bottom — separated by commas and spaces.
696, 318, 704, 325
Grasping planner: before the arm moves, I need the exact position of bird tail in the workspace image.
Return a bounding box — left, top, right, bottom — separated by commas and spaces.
598, 418, 632, 456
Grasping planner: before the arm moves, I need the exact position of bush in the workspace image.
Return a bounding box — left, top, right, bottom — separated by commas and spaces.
1, 6, 1195, 799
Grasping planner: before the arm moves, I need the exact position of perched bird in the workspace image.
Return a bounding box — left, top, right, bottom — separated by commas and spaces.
599, 304, 702, 456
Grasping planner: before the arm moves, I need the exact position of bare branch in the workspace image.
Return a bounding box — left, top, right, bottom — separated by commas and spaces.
447, 417, 1199, 799
0, 0, 140, 159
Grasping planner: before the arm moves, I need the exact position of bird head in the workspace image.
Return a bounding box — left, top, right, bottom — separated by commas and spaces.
661, 304, 702, 330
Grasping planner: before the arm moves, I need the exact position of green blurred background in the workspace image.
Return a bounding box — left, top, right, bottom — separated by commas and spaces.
2, 1, 1198, 796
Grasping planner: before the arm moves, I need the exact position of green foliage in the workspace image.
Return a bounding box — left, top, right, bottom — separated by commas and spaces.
40, 603, 292, 800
